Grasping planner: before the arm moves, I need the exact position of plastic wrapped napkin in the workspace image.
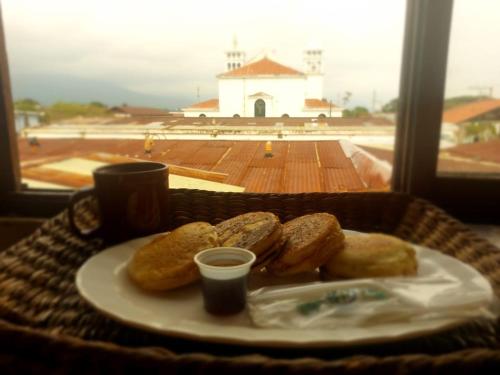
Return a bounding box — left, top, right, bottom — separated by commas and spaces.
248, 247, 495, 329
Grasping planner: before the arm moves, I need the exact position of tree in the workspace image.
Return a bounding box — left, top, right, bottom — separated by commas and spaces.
342, 91, 352, 107
45, 101, 111, 122
381, 98, 398, 113
89, 101, 107, 108
14, 98, 42, 112
343, 106, 370, 118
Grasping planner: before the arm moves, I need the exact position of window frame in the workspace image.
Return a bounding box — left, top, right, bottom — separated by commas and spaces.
393, 0, 500, 223
1, 0, 499, 221
0, 5, 69, 217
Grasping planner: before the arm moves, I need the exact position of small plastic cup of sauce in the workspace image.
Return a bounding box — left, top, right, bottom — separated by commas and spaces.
194, 247, 256, 315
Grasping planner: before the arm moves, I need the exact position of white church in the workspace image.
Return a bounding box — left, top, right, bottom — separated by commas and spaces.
182, 42, 342, 118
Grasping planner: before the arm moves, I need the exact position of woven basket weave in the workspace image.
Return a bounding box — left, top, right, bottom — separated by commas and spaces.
1, 189, 499, 373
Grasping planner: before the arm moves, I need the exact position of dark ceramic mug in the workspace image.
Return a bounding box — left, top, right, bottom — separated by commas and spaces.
68, 162, 169, 243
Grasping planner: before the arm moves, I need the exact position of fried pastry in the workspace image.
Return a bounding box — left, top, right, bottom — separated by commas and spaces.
322, 233, 417, 279
215, 212, 283, 269
128, 222, 219, 291
267, 213, 344, 276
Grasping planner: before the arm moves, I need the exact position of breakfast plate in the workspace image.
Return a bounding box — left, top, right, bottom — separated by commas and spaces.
75, 230, 494, 348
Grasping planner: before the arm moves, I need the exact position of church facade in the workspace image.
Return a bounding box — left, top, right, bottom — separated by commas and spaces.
183, 45, 342, 118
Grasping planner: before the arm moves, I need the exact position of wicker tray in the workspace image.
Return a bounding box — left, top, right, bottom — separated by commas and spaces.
1, 190, 500, 373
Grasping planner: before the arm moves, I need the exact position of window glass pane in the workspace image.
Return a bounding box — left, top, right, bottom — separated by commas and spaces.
438, 0, 500, 176
5, 0, 404, 193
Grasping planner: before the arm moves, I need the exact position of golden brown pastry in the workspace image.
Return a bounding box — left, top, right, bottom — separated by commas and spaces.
128, 222, 219, 291
215, 212, 283, 269
267, 213, 344, 276
322, 233, 417, 279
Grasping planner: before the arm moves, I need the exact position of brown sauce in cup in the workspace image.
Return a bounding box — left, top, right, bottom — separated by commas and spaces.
201, 276, 247, 315
206, 259, 245, 267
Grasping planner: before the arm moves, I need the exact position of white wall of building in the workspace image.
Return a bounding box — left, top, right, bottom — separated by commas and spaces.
219, 77, 309, 117
218, 79, 245, 116
184, 110, 218, 117
305, 74, 323, 99
303, 108, 343, 117
246, 95, 273, 117
184, 53, 341, 118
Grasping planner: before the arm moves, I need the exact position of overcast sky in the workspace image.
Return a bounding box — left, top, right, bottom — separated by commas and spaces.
3, 0, 500, 109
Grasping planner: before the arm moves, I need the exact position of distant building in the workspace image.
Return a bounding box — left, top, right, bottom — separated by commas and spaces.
15, 110, 43, 132
443, 99, 500, 124
183, 41, 342, 118
110, 105, 170, 117
442, 98, 500, 143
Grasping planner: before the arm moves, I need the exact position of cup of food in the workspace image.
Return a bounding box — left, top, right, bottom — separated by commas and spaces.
194, 247, 256, 315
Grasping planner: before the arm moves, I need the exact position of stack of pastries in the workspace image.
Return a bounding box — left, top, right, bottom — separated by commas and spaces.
128, 211, 418, 292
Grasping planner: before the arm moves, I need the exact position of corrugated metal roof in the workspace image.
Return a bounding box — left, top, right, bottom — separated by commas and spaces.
212, 160, 250, 185
18, 139, 391, 193
22, 167, 93, 188
317, 141, 353, 168
178, 163, 213, 171
51, 115, 394, 127
222, 142, 259, 161
182, 145, 228, 166
284, 161, 323, 193
240, 167, 283, 193
249, 142, 287, 168
324, 168, 365, 192
287, 142, 318, 162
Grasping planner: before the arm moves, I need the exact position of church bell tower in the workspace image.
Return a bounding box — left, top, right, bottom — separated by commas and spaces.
304, 44, 324, 99
304, 48, 323, 74
226, 35, 246, 71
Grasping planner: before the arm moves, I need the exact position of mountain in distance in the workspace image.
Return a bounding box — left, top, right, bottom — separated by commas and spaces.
10, 73, 193, 110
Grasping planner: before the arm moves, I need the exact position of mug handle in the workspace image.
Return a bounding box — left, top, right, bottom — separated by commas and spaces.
68, 186, 102, 238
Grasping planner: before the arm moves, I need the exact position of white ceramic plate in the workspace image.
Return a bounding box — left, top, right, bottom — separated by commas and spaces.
75, 230, 493, 348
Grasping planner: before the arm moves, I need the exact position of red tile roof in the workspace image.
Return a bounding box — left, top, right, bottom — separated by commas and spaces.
184, 98, 219, 110
442, 99, 500, 124
436, 158, 500, 173
248, 92, 272, 98
304, 99, 331, 109
445, 139, 500, 164
358, 144, 500, 174
218, 57, 304, 78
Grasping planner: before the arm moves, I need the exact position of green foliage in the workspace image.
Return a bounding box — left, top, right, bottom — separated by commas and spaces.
343, 106, 370, 118
381, 98, 398, 113
45, 101, 111, 121
342, 91, 352, 107
464, 122, 498, 141
15, 99, 112, 122
89, 101, 107, 108
14, 98, 42, 111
